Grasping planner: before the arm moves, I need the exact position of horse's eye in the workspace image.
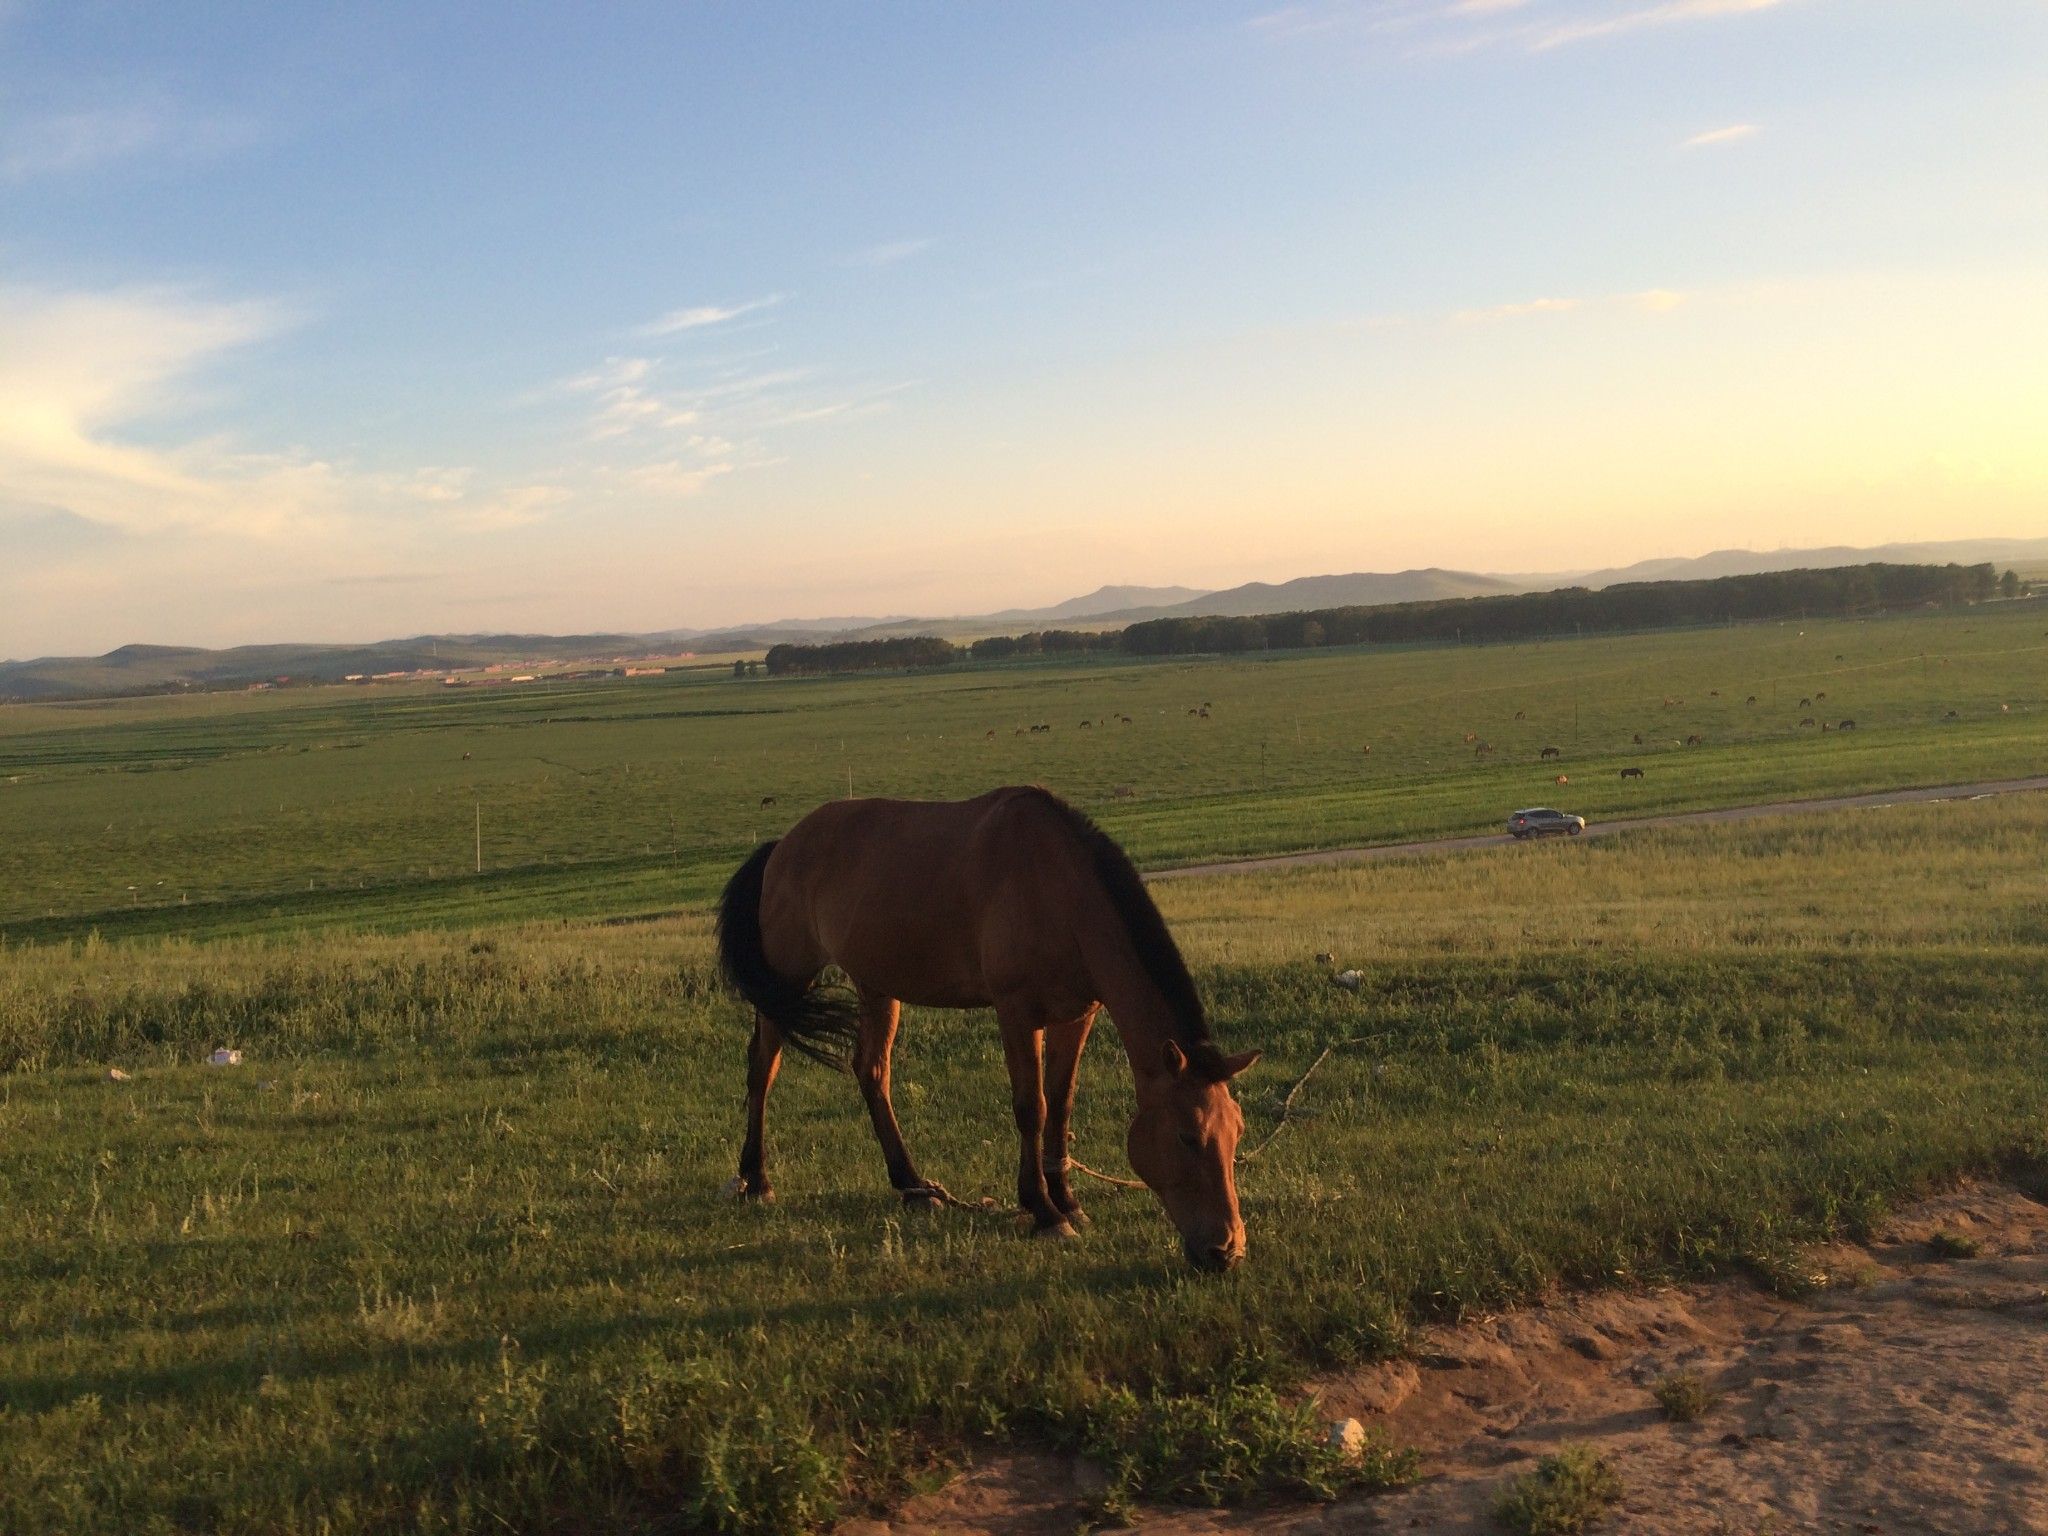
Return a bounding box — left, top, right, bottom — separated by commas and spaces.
1177, 1131, 1201, 1151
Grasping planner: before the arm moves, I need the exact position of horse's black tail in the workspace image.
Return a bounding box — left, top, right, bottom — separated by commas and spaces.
715, 841, 858, 1072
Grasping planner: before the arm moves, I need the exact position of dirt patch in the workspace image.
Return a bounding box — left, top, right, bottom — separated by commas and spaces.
856, 1181, 2048, 1535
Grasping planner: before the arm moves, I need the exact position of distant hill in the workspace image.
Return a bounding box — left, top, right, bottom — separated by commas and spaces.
1098, 567, 1515, 621
7, 538, 2038, 703
1519, 536, 2048, 590
992, 584, 1210, 621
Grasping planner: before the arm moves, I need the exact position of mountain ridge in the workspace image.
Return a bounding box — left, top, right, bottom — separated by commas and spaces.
5, 535, 2039, 701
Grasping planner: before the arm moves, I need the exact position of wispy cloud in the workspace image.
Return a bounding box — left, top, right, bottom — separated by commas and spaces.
1681, 122, 1761, 149
1534, 0, 1798, 50
1250, 0, 1803, 55
1453, 295, 1581, 324
1451, 288, 1690, 323
638, 294, 782, 337
0, 101, 256, 180
844, 237, 934, 268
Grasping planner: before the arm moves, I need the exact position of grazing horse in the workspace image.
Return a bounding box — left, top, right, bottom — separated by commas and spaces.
1838, 719, 1856, 731
1540, 745, 1561, 761
1685, 733, 1704, 746
1620, 766, 1644, 780
759, 795, 777, 808
717, 787, 1261, 1270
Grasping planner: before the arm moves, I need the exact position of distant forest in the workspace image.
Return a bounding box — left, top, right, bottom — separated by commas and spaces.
760, 562, 2017, 675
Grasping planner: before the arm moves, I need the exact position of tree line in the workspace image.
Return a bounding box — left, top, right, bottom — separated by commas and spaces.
761, 562, 2015, 674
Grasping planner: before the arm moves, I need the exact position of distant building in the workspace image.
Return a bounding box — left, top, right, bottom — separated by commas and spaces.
624, 666, 666, 676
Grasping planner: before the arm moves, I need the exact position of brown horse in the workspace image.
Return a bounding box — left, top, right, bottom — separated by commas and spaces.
716, 786, 1261, 1270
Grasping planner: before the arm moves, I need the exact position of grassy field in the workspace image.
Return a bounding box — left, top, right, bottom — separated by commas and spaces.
2, 600, 2044, 941
5, 794, 2047, 1533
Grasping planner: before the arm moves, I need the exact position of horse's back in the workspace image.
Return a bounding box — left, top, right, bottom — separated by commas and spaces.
760, 788, 1085, 1008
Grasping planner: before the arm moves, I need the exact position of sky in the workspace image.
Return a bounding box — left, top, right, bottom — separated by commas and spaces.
2, 0, 2046, 658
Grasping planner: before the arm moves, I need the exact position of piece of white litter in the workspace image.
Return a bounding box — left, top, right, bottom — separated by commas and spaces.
207, 1048, 243, 1067
1332, 969, 1365, 992
107, 1066, 131, 1082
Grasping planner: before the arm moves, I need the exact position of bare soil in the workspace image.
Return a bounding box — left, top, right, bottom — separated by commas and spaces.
848, 1180, 2048, 1535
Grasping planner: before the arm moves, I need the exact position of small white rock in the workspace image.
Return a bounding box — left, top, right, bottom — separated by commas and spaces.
107, 1066, 131, 1082
1327, 1417, 1367, 1458
1332, 969, 1365, 992
207, 1048, 243, 1067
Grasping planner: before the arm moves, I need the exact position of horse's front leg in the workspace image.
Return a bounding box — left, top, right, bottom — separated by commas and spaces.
997, 1007, 1075, 1237
1041, 1005, 1099, 1226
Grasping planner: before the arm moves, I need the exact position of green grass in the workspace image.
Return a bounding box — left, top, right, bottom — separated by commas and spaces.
4, 796, 2047, 1532
3, 601, 2044, 941
1651, 1370, 1719, 1423
1492, 1446, 1623, 1535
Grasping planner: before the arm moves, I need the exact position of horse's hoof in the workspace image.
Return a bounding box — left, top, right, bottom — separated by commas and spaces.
1033, 1219, 1080, 1241
1060, 1208, 1091, 1228
724, 1175, 774, 1204
901, 1187, 944, 1211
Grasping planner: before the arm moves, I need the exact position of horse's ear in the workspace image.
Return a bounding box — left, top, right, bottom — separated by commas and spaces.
1218, 1049, 1261, 1080
1160, 1040, 1188, 1076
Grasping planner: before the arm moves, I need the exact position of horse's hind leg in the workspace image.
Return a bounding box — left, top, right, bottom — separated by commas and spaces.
734, 1012, 781, 1201
1041, 1005, 1098, 1225
853, 992, 936, 1203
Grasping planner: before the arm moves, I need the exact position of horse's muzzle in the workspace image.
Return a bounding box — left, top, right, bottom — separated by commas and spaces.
1187, 1239, 1244, 1272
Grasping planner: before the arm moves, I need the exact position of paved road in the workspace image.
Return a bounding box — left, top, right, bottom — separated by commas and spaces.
1146, 775, 2048, 883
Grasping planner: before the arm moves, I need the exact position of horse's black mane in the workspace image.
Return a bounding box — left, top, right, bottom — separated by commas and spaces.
1034, 790, 1216, 1058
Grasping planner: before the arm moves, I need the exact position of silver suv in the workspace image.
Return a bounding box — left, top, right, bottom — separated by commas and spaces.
1508, 807, 1586, 839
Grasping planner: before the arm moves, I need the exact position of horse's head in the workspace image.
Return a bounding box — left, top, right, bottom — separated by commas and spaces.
1126, 1039, 1261, 1271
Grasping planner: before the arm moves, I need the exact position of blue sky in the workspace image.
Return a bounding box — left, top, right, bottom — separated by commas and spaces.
3, 1, 2045, 655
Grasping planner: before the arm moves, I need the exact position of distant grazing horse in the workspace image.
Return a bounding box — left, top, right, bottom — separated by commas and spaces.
1745, 695, 1758, 706
759, 795, 777, 808
1838, 719, 1856, 731
1800, 697, 1813, 708
1474, 741, 1492, 757
1686, 734, 1704, 746
1620, 766, 1644, 780
1633, 733, 1644, 745
1944, 710, 1960, 721
1540, 745, 1561, 761
1800, 717, 1816, 728
716, 788, 1261, 1270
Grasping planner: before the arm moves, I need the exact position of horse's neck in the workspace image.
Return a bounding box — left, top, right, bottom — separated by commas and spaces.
1081, 926, 1185, 1074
